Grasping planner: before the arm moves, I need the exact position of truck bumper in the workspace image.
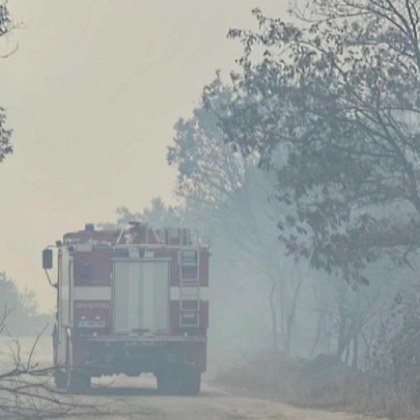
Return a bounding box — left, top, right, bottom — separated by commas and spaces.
76, 335, 207, 377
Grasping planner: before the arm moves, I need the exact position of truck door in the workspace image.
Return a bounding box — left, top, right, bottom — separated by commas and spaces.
113, 259, 169, 334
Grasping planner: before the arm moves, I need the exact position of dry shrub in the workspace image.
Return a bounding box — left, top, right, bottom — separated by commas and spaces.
215, 352, 301, 401
215, 352, 420, 419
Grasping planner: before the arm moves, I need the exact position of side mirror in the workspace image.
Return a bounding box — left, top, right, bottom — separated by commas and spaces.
42, 249, 53, 270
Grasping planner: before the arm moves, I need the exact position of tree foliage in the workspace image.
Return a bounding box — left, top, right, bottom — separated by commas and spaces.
201, 1, 420, 281
0, 108, 12, 162
0, 1, 12, 163
102, 198, 182, 230
169, 78, 316, 355
168, 76, 254, 210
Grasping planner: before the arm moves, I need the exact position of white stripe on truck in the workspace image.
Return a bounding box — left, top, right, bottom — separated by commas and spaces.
73, 287, 111, 301
170, 287, 209, 301
73, 286, 209, 302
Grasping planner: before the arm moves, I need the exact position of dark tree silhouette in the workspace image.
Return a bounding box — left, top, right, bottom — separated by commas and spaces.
201, 1, 420, 281
0, 1, 12, 163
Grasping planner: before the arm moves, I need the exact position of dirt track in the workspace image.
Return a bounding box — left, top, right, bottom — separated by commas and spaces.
63, 375, 383, 420
0, 338, 384, 419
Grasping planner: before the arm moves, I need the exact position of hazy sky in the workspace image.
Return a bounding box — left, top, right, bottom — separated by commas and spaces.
0, 0, 287, 310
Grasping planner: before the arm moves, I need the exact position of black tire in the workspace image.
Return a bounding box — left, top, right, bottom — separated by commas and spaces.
156, 373, 169, 395
54, 369, 67, 390
157, 371, 176, 395
180, 369, 201, 395
157, 366, 201, 396
67, 370, 91, 394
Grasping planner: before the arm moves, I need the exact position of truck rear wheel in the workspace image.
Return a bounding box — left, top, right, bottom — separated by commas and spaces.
180, 368, 201, 395
156, 366, 201, 396
54, 369, 67, 390
157, 373, 173, 395
156, 366, 180, 395
67, 370, 91, 394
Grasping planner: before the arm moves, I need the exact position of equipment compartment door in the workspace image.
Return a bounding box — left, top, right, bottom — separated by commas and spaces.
113, 260, 169, 334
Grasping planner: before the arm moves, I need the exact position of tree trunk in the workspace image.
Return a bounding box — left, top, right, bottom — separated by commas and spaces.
269, 281, 279, 353
352, 333, 359, 369
284, 269, 304, 357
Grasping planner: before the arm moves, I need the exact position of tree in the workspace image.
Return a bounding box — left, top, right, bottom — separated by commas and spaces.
0, 272, 51, 336
169, 78, 309, 355
169, 76, 253, 210
101, 198, 182, 230
204, 1, 420, 282
141, 197, 182, 227
0, 108, 12, 162
309, 266, 403, 367
0, 1, 12, 163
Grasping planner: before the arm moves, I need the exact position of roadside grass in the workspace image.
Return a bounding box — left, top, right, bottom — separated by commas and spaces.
213, 352, 420, 420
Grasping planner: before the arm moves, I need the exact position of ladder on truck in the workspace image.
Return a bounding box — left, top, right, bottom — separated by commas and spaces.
179, 250, 200, 328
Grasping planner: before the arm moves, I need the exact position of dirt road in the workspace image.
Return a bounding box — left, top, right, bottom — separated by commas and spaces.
63, 375, 382, 420
0, 338, 383, 419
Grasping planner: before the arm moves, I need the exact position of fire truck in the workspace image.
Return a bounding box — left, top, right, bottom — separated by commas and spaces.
42, 222, 209, 394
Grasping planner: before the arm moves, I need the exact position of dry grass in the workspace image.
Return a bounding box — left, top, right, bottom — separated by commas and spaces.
214, 352, 420, 419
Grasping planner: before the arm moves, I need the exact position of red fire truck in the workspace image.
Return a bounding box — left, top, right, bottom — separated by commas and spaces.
42, 222, 209, 394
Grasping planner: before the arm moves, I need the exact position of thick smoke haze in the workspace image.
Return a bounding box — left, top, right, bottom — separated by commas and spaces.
3, 1, 420, 418
0, 0, 285, 311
